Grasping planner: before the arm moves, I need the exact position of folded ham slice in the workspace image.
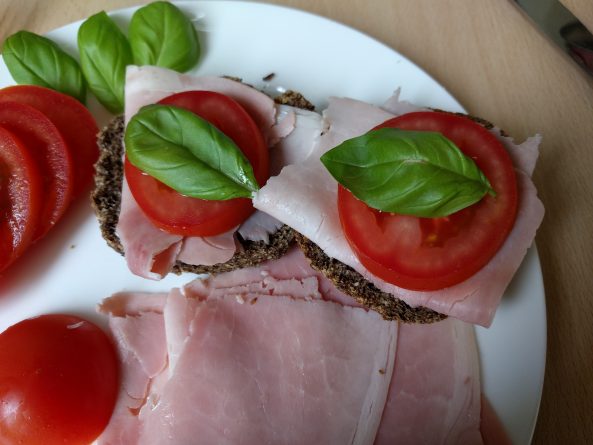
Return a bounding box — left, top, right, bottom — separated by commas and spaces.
253, 94, 544, 327
96, 248, 487, 445
376, 319, 482, 445
97, 261, 397, 444
117, 66, 322, 280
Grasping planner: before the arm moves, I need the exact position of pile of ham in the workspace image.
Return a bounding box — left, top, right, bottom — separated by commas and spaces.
95, 248, 507, 445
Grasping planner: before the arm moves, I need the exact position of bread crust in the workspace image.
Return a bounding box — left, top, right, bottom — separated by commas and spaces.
294, 232, 447, 324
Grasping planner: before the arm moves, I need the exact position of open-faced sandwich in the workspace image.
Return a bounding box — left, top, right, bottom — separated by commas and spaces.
93, 65, 322, 280
253, 94, 544, 327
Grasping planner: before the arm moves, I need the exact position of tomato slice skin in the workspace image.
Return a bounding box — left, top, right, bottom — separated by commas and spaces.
338, 112, 518, 291
0, 126, 43, 272
126, 90, 269, 237
0, 85, 99, 197
0, 314, 119, 445
0, 101, 74, 241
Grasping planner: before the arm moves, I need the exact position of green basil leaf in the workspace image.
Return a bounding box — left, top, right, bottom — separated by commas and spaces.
125, 104, 259, 200
320, 128, 495, 217
128, 1, 200, 72
78, 11, 132, 114
2, 30, 86, 102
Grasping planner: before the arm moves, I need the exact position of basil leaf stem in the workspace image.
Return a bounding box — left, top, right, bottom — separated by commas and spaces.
321, 128, 495, 217
125, 104, 259, 200
128, 1, 200, 72
78, 11, 132, 114
2, 31, 86, 102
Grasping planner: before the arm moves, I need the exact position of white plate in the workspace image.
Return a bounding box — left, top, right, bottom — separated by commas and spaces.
0, 1, 546, 443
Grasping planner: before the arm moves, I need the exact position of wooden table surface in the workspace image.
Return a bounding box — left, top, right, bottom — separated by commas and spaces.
1, 0, 592, 443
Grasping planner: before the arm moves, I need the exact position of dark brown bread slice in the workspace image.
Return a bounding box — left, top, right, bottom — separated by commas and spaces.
294, 232, 447, 324
92, 115, 125, 255
91, 89, 312, 275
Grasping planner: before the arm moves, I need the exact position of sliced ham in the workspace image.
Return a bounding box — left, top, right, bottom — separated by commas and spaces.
125, 67, 277, 140
118, 66, 316, 279
375, 319, 482, 445
96, 261, 397, 444
183, 246, 359, 307
236, 210, 285, 243
270, 105, 325, 176
176, 229, 239, 266
139, 294, 396, 445
97, 293, 168, 445
253, 94, 544, 327
96, 248, 488, 444
117, 181, 183, 280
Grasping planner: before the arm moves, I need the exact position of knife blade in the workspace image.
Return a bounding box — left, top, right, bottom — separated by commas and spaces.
513, 0, 593, 76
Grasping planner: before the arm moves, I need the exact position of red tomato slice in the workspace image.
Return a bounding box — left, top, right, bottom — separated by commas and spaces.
338, 111, 518, 290
0, 126, 43, 272
126, 90, 269, 237
0, 85, 99, 197
0, 314, 119, 445
0, 101, 73, 241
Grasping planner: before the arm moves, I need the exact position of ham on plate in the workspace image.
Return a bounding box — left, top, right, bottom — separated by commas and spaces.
96, 248, 484, 445
116, 66, 324, 280
253, 93, 544, 327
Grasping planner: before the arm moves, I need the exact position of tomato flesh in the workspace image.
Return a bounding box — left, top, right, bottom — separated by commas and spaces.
338, 112, 518, 290
0, 101, 73, 241
0, 314, 119, 445
0, 127, 43, 272
126, 90, 269, 237
0, 85, 99, 197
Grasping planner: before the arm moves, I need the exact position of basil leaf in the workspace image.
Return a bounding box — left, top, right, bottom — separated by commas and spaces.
2, 30, 86, 102
78, 11, 132, 114
320, 128, 495, 217
128, 1, 200, 72
125, 104, 259, 200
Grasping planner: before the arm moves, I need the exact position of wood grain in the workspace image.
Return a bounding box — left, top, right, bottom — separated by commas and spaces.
1, 0, 592, 443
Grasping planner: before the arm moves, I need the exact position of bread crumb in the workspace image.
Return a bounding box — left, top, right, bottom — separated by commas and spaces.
379, 369, 386, 375
235, 295, 245, 304
262, 72, 275, 81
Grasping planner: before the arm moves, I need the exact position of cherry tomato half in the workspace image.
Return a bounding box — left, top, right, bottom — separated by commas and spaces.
126, 90, 269, 237
0, 314, 119, 445
338, 112, 518, 290
0, 126, 43, 272
0, 85, 99, 197
0, 101, 74, 241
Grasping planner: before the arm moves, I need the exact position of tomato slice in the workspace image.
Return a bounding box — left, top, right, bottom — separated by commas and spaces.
0, 85, 99, 197
0, 101, 73, 241
0, 126, 43, 272
126, 90, 269, 237
338, 111, 518, 290
0, 314, 119, 445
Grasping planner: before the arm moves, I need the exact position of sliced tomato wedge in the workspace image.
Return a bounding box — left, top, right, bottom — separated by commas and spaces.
126, 90, 269, 237
0, 126, 43, 272
0, 101, 73, 241
0, 314, 119, 445
0, 85, 99, 197
338, 111, 518, 290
